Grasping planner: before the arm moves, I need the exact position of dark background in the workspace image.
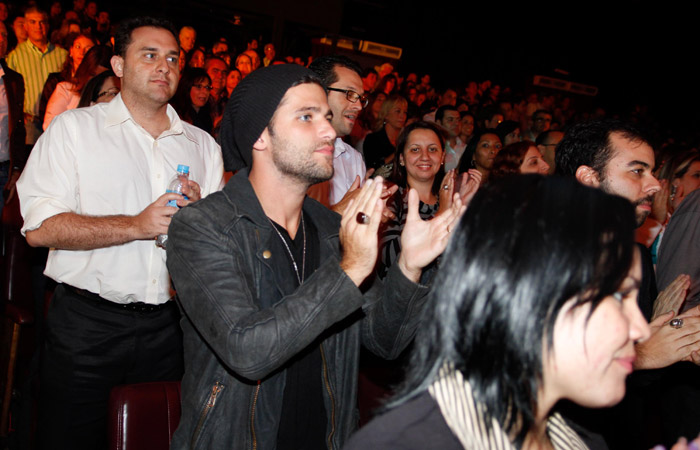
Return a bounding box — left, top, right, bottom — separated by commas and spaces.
20, 0, 700, 138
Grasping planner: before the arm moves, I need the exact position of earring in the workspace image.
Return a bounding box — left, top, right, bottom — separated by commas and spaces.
670, 185, 678, 201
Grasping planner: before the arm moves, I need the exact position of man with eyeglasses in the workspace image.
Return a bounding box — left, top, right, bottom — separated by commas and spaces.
523, 109, 552, 142
308, 55, 369, 206
17, 17, 223, 449
536, 129, 563, 175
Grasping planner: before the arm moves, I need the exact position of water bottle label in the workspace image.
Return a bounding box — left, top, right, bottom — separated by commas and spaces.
166, 189, 188, 208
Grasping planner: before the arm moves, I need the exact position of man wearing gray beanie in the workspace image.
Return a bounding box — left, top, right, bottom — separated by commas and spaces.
167, 64, 464, 449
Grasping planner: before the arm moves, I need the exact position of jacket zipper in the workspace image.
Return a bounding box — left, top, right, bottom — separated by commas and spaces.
250, 380, 261, 450
319, 343, 336, 450
191, 381, 224, 448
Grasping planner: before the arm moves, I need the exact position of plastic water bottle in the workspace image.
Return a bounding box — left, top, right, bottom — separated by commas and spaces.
156, 164, 189, 248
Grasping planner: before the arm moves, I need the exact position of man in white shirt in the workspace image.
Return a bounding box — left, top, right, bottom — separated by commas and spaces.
17, 16, 224, 450
436, 105, 466, 171
308, 55, 367, 206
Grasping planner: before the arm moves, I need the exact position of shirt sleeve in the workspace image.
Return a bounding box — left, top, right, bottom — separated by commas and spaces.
17, 112, 78, 235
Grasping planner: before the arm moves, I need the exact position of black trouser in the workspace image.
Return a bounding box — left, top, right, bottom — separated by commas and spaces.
37, 284, 184, 450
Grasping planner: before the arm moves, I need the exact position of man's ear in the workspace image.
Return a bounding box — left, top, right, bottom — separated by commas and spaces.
111, 55, 124, 77
253, 128, 269, 152
575, 165, 600, 188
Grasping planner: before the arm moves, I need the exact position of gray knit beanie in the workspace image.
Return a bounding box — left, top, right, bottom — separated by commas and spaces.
219, 64, 320, 171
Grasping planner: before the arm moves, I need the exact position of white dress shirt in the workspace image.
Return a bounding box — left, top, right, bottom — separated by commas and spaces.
18, 94, 224, 304
330, 138, 366, 205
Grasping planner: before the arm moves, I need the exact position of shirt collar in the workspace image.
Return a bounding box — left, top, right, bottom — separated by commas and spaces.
27, 40, 54, 54
104, 94, 198, 144
333, 137, 346, 158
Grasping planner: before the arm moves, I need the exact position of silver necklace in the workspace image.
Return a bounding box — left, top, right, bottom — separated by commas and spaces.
267, 214, 306, 285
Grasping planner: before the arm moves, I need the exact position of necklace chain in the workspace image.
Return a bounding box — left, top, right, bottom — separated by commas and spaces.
267, 215, 306, 285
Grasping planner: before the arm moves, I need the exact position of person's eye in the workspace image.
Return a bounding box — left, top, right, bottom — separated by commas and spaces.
300, 114, 312, 122
166, 56, 179, 63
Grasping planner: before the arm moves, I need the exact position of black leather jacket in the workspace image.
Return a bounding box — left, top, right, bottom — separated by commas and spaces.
167, 169, 430, 450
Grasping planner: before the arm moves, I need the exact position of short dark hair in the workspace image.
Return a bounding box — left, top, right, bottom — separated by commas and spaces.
555, 119, 649, 177
532, 109, 552, 119
113, 16, 178, 58
435, 105, 459, 123
307, 54, 362, 89
24, 6, 48, 18
389, 121, 445, 194
388, 175, 637, 447
204, 55, 228, 70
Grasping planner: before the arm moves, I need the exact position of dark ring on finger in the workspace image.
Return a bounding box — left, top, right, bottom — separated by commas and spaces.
356, 212, 370, 224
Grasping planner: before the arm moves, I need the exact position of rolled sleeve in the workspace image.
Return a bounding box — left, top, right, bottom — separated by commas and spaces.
18, 113, 78, 235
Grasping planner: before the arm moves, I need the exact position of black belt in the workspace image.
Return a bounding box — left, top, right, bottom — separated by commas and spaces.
63, 284, 173, 313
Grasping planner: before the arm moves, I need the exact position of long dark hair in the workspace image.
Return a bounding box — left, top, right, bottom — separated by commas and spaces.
389, 120, 445, 195
172, 68, 211, 113
388, 175, 636, 446
457, 129, 502, 174
72, 45, 113, 94
78, 70, 117, 107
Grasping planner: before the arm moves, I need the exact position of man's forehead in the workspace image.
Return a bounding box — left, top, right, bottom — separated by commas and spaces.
608, 131, 655, 166
25, 12, 48, 21
130, 26, 178, 51
332, 66, 362, 90
277, 83, 328, 112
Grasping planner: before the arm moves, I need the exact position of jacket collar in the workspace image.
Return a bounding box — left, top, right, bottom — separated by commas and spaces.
223, 168, 340, 240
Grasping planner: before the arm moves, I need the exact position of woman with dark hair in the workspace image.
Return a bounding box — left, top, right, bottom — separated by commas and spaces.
378, 121, 480, 278
225, 68, 242, 98
77, 70, 120, 107
349, 91, 386, 148
495, 119, 522, 146
171, 68, 214, 134
375, 73, 397, 96
186, 48, 205, 69
362, 94, 407, 171
40, 32, 95, 123
490, 140, 549, 180
44, 45, 112, 129
458, 112, 475, 146
457, 129, 503, 182
346, 175, 652, 449
638, 149, 700, 260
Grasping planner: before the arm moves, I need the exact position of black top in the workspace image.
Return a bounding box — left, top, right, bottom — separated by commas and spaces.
363, 127, 395, 170
273, 213, 327, 450
344, 391, 462, 450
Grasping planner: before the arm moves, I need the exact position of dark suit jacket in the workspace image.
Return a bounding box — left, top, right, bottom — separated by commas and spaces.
0, 58, 27, 169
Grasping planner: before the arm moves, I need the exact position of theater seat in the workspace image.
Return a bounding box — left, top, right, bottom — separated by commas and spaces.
107, 381, 181, 450
1, 195, 35, 437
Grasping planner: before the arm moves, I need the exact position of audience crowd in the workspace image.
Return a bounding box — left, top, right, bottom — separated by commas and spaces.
2, 2, 700, 450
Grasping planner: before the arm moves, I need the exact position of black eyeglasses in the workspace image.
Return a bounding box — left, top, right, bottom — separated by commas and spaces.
327, 88, 368, 108
193, 84, 213, 91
